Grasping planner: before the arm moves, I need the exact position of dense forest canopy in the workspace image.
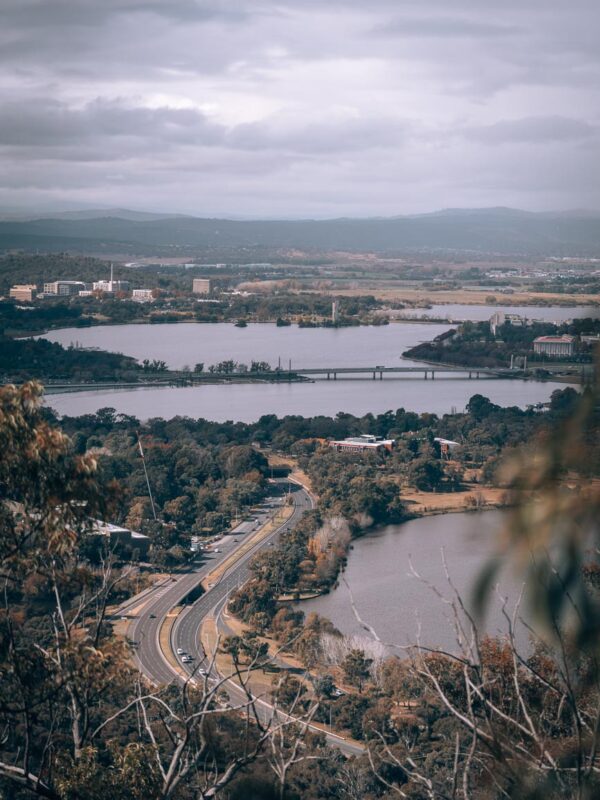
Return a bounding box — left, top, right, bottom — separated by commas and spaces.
0, 378, 599, 798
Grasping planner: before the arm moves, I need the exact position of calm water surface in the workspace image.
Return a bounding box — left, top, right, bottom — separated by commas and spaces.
43, 321, 568, 420
300, 511, 528, 652
397, 303, 598, 323
43, 320, 451, 370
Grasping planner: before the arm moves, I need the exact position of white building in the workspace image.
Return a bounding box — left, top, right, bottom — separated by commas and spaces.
131, 288, 155, 302
329, 434, 394, 453
93, 279, 130, 293
93, 264, 130, 294
533, 335, 576, 357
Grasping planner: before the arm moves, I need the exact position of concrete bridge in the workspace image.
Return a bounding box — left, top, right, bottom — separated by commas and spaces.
291, 365, 513, 380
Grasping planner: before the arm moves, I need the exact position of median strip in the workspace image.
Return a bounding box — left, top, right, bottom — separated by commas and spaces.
201, 503, 294, 589
159, 607, 187, 677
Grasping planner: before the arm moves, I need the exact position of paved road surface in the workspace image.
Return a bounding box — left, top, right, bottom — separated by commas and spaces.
126, 480, 364, 757
125, 481, 291, 685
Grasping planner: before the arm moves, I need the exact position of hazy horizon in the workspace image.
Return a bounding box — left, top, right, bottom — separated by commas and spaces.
2, 204, 600, 223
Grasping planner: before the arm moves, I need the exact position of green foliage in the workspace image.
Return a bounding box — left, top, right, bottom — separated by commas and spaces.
405, 317, 599, 367
341, 649, 373, 693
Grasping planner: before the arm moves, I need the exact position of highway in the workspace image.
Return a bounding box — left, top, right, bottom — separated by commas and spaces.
125, 480, 308, 685
172, 484, 312, 668
124, 480, 364, 756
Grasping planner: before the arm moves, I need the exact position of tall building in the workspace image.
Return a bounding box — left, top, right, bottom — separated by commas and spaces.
331, 300, 339, 323
192, 278, 211, 295
43, 280, 87, 296
9, 284, 37, 302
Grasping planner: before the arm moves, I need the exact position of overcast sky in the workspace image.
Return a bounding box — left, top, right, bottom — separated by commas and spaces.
2, 0, 599, 217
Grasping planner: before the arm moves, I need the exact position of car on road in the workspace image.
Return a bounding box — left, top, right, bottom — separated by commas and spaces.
176, 648, 185, 655
181, 655, 192, 663
149, 613, 156, 619
214, 548, 220, 553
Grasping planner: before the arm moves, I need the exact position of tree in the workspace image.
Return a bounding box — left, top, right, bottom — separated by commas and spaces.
342, 649, 373, 693
313, 674, 336, 699
368, 374, 600, 799
408, 456, 444, 491
0, 383, 320, 800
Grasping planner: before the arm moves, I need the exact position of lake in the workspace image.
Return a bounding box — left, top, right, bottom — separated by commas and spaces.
396, 303, 598, 323
300, 511, 529, 653
41, 322, 568, 420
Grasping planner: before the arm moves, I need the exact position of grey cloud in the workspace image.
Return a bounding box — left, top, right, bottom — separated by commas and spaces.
1, 0, 248, 28
227, 118, 409, 154
0, 0, 599, 215
0, 99, 224, 157
465, 117, 598, 145
372, 16, 522, 39
0, 96, 411, 161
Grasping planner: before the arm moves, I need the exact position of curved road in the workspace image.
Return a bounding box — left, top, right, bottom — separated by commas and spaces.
125, 481, 363, 757
173, 484, 312, 666
127, 480, 308, 685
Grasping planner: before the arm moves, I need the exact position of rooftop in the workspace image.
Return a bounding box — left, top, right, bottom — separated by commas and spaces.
533, 335, 575, 343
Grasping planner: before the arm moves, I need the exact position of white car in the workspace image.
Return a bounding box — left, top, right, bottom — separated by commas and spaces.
176, 648, 184, 655
181, 655, 192, 663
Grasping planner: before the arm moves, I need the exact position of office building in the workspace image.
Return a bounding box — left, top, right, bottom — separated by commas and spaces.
192, 278, 211, 295
93, 279, 130, 293
131, 288, 155, 302
43, 280, 87, 296
9, 284, 37, 302
93, 264, 130, 293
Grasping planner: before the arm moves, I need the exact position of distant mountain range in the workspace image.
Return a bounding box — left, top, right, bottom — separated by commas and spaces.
1, 207, 599, 257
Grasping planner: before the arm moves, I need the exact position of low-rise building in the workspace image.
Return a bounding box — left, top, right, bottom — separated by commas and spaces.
89, 520, 150, 559
489, 311, 527, 336
43, 280, 87, 296
192, 278, 211, 295
581, 334, 600, 346
9, 284, 37, 302
93, 279, 130, 293
434, 437, 461, 458
131, 288, 155, 302
533, 335, 576, 357
329, 434, 394, 453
